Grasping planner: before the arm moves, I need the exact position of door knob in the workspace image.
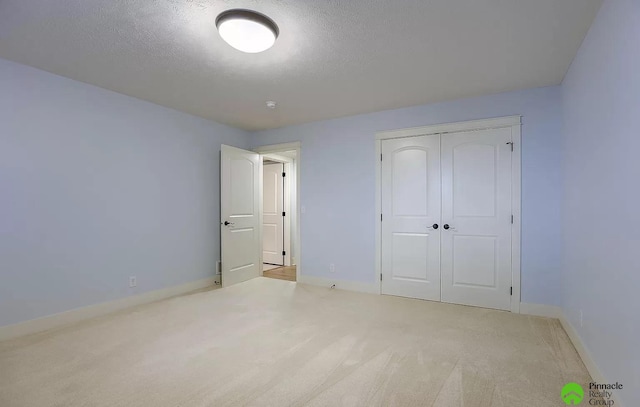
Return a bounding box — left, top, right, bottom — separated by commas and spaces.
428, 223, 439, 230
223, 221, 234, 226
443, 224, 452, 230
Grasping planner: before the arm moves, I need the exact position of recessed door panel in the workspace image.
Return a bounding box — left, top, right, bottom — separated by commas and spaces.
263, 224, 278, 252
453, 144, 497, 218
392, 233, 430, 281
263, 168, 279, 214
452, 235, 497, 288
228, 228, 256, 271
393, 149, 429, 217
441, 128, 512, 310
230, 158, 255, 217
381, 135, 441, 301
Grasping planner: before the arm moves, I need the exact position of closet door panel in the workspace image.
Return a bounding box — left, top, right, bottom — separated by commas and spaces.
440, 128, 513, 310
381, 135, 441, 301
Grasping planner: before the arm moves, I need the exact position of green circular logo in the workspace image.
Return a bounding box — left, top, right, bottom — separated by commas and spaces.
561, 382, 584, 405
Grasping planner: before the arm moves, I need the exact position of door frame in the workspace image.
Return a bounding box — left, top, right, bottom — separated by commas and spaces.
262, 156, 292, 267
254, 142, 301, 282
375, 116, 522, 313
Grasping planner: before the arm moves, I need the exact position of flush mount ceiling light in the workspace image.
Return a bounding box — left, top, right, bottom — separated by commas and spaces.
216, 9, 279, 53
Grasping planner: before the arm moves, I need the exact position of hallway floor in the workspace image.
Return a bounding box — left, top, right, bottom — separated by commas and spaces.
263, 265, 296, 282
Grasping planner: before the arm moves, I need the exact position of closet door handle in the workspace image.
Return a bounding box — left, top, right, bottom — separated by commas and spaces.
427, 223, 439, 230
443, 224, 455, 230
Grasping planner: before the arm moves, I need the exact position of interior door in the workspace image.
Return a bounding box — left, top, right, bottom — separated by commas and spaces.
262, 163, 284, 265
440, 128, 513, 310
220, 145, 261, 287
381, 135, 441, 301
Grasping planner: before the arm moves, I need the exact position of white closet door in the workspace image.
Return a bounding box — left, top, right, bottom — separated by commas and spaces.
262, 163, 284, 265
440, 128, 513, 310
381, 135, 441, 301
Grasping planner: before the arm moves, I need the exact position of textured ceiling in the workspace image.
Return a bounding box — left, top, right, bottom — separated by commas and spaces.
0, 0, 602, 130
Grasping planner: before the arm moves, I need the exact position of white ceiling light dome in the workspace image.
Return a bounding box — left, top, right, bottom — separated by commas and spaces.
216, 9, 279, 54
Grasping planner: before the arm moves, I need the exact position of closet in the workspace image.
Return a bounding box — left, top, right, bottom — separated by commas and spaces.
380, 125, 516, 311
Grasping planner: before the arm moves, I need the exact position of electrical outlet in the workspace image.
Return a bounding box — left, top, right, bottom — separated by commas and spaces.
129, 276, 137, 288
329, 263, 335, 273
579, 310, 583, 327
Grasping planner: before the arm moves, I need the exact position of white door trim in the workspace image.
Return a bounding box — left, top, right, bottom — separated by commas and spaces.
283, 161, 292, 266
376, 116, 521, 140
254, 142, 301, 282
261, 154, 293, 267
375, 116, 522, 313
256, 142, 302, 152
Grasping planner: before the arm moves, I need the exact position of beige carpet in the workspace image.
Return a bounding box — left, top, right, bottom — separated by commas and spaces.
0, 278, 591, 406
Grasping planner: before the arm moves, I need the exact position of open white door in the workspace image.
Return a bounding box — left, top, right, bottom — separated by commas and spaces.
221, 145, 261, 287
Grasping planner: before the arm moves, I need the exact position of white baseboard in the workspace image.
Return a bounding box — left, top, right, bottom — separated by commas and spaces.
298, 275, 380, 295
0, 277, 215, 342
519, 302, 563, 318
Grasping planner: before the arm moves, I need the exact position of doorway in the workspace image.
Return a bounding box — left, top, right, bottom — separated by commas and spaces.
220, 143, 300, 287
261, 150, 297, 282
376, 116, 522, 312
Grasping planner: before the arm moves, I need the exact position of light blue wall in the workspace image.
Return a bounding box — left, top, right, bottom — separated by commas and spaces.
561, 0, 639, 404
2, 7, 637, 399
0, 58, 250, 327
251, 86, 563, 306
